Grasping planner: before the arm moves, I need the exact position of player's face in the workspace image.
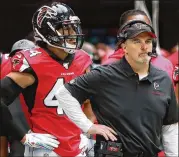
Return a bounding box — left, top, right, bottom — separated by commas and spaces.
122, 32, 153, 64
57, 25, 77, 46
127, 15, 151, 25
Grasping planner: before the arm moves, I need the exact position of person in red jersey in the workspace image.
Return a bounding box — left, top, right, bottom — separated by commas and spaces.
1, 40, 37, 157
103, 10, 173, 81
0, 2, 103, 156
1, 41, 36, 130
1, 39, 37, 157
1, 44, 59, 156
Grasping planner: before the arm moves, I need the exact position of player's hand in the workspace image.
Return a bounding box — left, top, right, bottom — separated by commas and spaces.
87, 124, 118, 141
21, 133, 60, 150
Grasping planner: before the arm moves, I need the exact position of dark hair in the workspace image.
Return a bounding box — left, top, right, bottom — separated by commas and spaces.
119, 9, 148, 26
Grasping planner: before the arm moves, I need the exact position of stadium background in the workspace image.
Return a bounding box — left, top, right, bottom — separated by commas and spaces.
0, 0, 178, 52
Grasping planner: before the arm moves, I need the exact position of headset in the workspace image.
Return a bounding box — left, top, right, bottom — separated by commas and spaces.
117, 20, 157, 57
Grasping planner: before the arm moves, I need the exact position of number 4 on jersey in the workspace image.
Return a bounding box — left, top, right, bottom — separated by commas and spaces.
44, 78, 64, 115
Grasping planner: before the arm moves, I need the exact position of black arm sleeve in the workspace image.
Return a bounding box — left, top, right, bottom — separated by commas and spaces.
0, 100, 25, 140
0, 77, 23, 106
163, 84, 179, 125
64, 67, 103, 104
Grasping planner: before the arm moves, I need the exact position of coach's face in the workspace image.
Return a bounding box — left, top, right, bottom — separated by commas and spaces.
122, 32, 153, 64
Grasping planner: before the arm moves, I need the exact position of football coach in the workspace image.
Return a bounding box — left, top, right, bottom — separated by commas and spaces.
55, 20, 178, 157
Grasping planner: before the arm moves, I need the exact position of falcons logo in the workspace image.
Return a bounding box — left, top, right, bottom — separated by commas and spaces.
12, 58, 20, 69
37, 6, 57, 28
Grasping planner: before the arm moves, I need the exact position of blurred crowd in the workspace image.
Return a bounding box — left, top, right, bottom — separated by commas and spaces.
82, 41, 178, 67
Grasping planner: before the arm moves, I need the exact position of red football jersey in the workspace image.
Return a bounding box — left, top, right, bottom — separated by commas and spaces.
11, 47, 92, 156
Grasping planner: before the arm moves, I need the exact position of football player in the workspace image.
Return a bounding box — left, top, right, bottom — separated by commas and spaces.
8, 39, 36, 157
1, 2, 96, 156
1, 50, 59, 156
1, 40, 35, 157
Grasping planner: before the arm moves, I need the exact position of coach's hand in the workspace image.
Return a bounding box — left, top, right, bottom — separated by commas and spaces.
87, 124, 117, 141
21, 133, 60, 150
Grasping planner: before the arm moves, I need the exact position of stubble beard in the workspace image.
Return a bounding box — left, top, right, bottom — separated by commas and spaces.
136, 55, 151, 65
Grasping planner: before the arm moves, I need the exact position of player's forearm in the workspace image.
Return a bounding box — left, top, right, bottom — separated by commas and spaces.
1, 76, 24, 106
55, 85, 93, 133
162, 123, 178, 157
